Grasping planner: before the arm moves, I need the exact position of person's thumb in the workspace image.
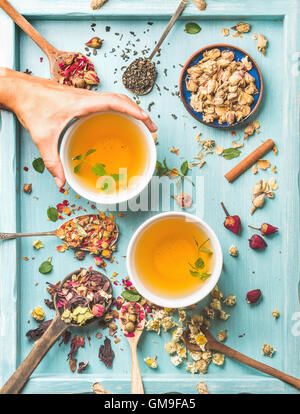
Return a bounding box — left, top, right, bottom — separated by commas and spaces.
38, 140, 66, 188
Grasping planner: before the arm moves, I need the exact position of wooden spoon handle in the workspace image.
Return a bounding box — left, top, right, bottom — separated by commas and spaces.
0, 231, 56, 240
211, 341, 300, 391
149, 0, 188, 60
0, 315, 67, 394
0, 0, 57, 58
130, 343, 144, 394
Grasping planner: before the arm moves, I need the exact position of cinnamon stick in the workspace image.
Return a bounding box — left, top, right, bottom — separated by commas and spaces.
225, 139, 275, 183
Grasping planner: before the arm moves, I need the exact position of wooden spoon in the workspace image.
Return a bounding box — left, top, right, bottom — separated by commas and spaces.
0, 0, 94, 84
0, 214, 119, 254
0, 269, 113, 394
183, 327, 300, 391
122, 0, 189, 95
119, 302, 146, 394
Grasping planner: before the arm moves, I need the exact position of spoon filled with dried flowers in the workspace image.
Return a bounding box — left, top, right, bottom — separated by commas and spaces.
0, 0, 99, 89
0, 214, 119, 256
122, 0, 188, 95
0, 268, 113, 394
182, 326, 300, 391
119, 302, 146, 394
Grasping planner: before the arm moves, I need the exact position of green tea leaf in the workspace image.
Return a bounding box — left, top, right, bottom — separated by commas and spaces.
180, 160, 189, 176
190, 270, 211, 280
47, 207, 58, 222
85, 149, 96, 157
185, 22, 201, 35
32, 157, 45, 173
121, 289, 141, 302
74, 163, 83, 174
110, 173, 124, 182
92, 163, 107, 176
39, 257, 53, 274
73, 222, 88, 238
200, 248, 213, 254
190, 270, 201, 278
223, 148, 241, 160
73, 154, 83, 161
195, 257, 205, 269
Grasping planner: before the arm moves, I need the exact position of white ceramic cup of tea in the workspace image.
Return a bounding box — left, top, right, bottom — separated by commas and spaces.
60, 111, 156, 205
127, 211, 223, 308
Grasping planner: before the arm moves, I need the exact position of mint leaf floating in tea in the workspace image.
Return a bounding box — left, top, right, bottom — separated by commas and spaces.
92, 163, 107, 177
121, 289, 141, 303
185, 22, 201, 34
188, 238, 212, 280
47, 206, 58, 222
32, 157, 45, 173
39, 257, 53, 274
222, 148, 242, 160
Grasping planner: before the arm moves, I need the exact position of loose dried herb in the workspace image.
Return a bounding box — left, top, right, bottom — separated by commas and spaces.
77, 361, 89, 373
69, 358, 77, 373
59, 330, 71, 346
26, 319, 52, 340
32, 157, 45, 173
185, 22, 201, 35
47, 206, 58, 222
222, 148, 242, 160
44, 298, 55, 309
58, 53, 99, 89
156, 159, 194, 186
39, 257, 53, 274
188, 238, 212, 280
122, 57, 157, 95
99, 337, 115, 368
68, 335, 85, 360
121, 289, 141, 303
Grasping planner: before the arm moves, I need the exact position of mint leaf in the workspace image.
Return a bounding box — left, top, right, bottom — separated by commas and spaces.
223, 148, 241, 160
74, 163, 83, 174
195, 257, 205, 269
39, 257, 53, 274
110, 173, 124, 182
92, 163, 107, 176
180, 160, 189, 176
121, 289, 141, 302
73, 154, 83, 161
47, 207, 58, 222
185, 22, 201, 34
32, 157, 45, 173
85, 149, 96, 157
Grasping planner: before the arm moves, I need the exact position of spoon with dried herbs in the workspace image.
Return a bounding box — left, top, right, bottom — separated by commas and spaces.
182, 327, 300, 391
0, 0, 99, 89
0, 213, 119, 256
0, 268, 113, 394
122, 0, 188, 95
119, 302, 146, 394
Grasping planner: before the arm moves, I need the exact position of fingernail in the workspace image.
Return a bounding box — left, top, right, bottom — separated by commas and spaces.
151, 121, 158, 130
54, 177, 62, 188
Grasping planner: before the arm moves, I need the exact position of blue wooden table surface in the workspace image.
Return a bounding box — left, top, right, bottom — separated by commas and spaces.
0, 0, 299, 394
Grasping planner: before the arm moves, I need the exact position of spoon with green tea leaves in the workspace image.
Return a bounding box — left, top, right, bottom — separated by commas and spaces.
0, 0, 99, 89
122, 0, 188, 95
0, 214, 119, 256
182, 327, 300, 391
0, 268, 113, 394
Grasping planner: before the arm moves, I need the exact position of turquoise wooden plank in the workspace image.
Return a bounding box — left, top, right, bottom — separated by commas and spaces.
0, 0, 299, 394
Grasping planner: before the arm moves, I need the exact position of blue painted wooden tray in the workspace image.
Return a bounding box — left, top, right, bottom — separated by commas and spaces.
0, 0, 299, 394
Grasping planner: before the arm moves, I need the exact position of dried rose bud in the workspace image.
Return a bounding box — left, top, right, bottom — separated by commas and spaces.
74, 250, 86, 260
249, 223, 278, 237
23, 184, 32, 194
248, 234, 267, 250
94, 256, 105, 267
92, 304, 105, 317
64, 54, 75, 65
85, 37, 103, 49
221, 202, 241, 235
84, 70, 100, 85
173, 192, 192, 209
246, 289, 261, 304
72, 75, 86, 88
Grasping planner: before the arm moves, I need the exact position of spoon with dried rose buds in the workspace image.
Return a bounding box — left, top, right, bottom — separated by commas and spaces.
119, 302, 146, 394
0, 268, 113, 394
0, 214, 119, 256
182, 327, 300, 391
0, 0, 99, 89
122, 0, 188, 95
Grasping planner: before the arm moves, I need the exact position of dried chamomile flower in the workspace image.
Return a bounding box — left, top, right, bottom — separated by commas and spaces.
221, 28, 229, 37
210, 298, 222, 311
170, 355, 183, 367
144, 356, 158, 369
212, 352, 225, 366
219, 310, 230, 321
214, 145, 224, 155
191, 314, 204, 325
178, 309, 186, 324
197, 359, 209, 374
202, 351, 212, 362
200, 139, 215, 153
232, 141, 244, 149
145, 319, 160, 334
161, 316, 178, 332
229, 245, 239, 257
244, 121, 260, 139
189, 351, 203, 361
262, 343, 275, 357
164, 341, 177, 355
232, 22, 251, 33
256, 34, 268, 55
252, 164, 258, 174
196, 382, 209, 394
272, 310, 280, 319
31, 307, 45, 321
211, 285, 223, 299
186, 362, 199, 374
218, 330, 227, 342
32, 239, 44, 250
223, 295, 237, 307
205, 306, 215, 320
176, 344, 187, 359
171, 327, 184, 343
257, 159, 270, 170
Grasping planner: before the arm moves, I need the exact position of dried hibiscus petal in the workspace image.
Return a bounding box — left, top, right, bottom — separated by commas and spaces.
221, 202, 241, 235
26, 320, 52, 340
99, 337, 115, 368
77, 361, 89, 373
69, 357, 77, 373
68, 335, 85, 359
248, 234, 267, 250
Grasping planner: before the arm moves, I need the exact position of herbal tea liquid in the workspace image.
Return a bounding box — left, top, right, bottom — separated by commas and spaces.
69, 112, 148, 193
133, 217, 213, 299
